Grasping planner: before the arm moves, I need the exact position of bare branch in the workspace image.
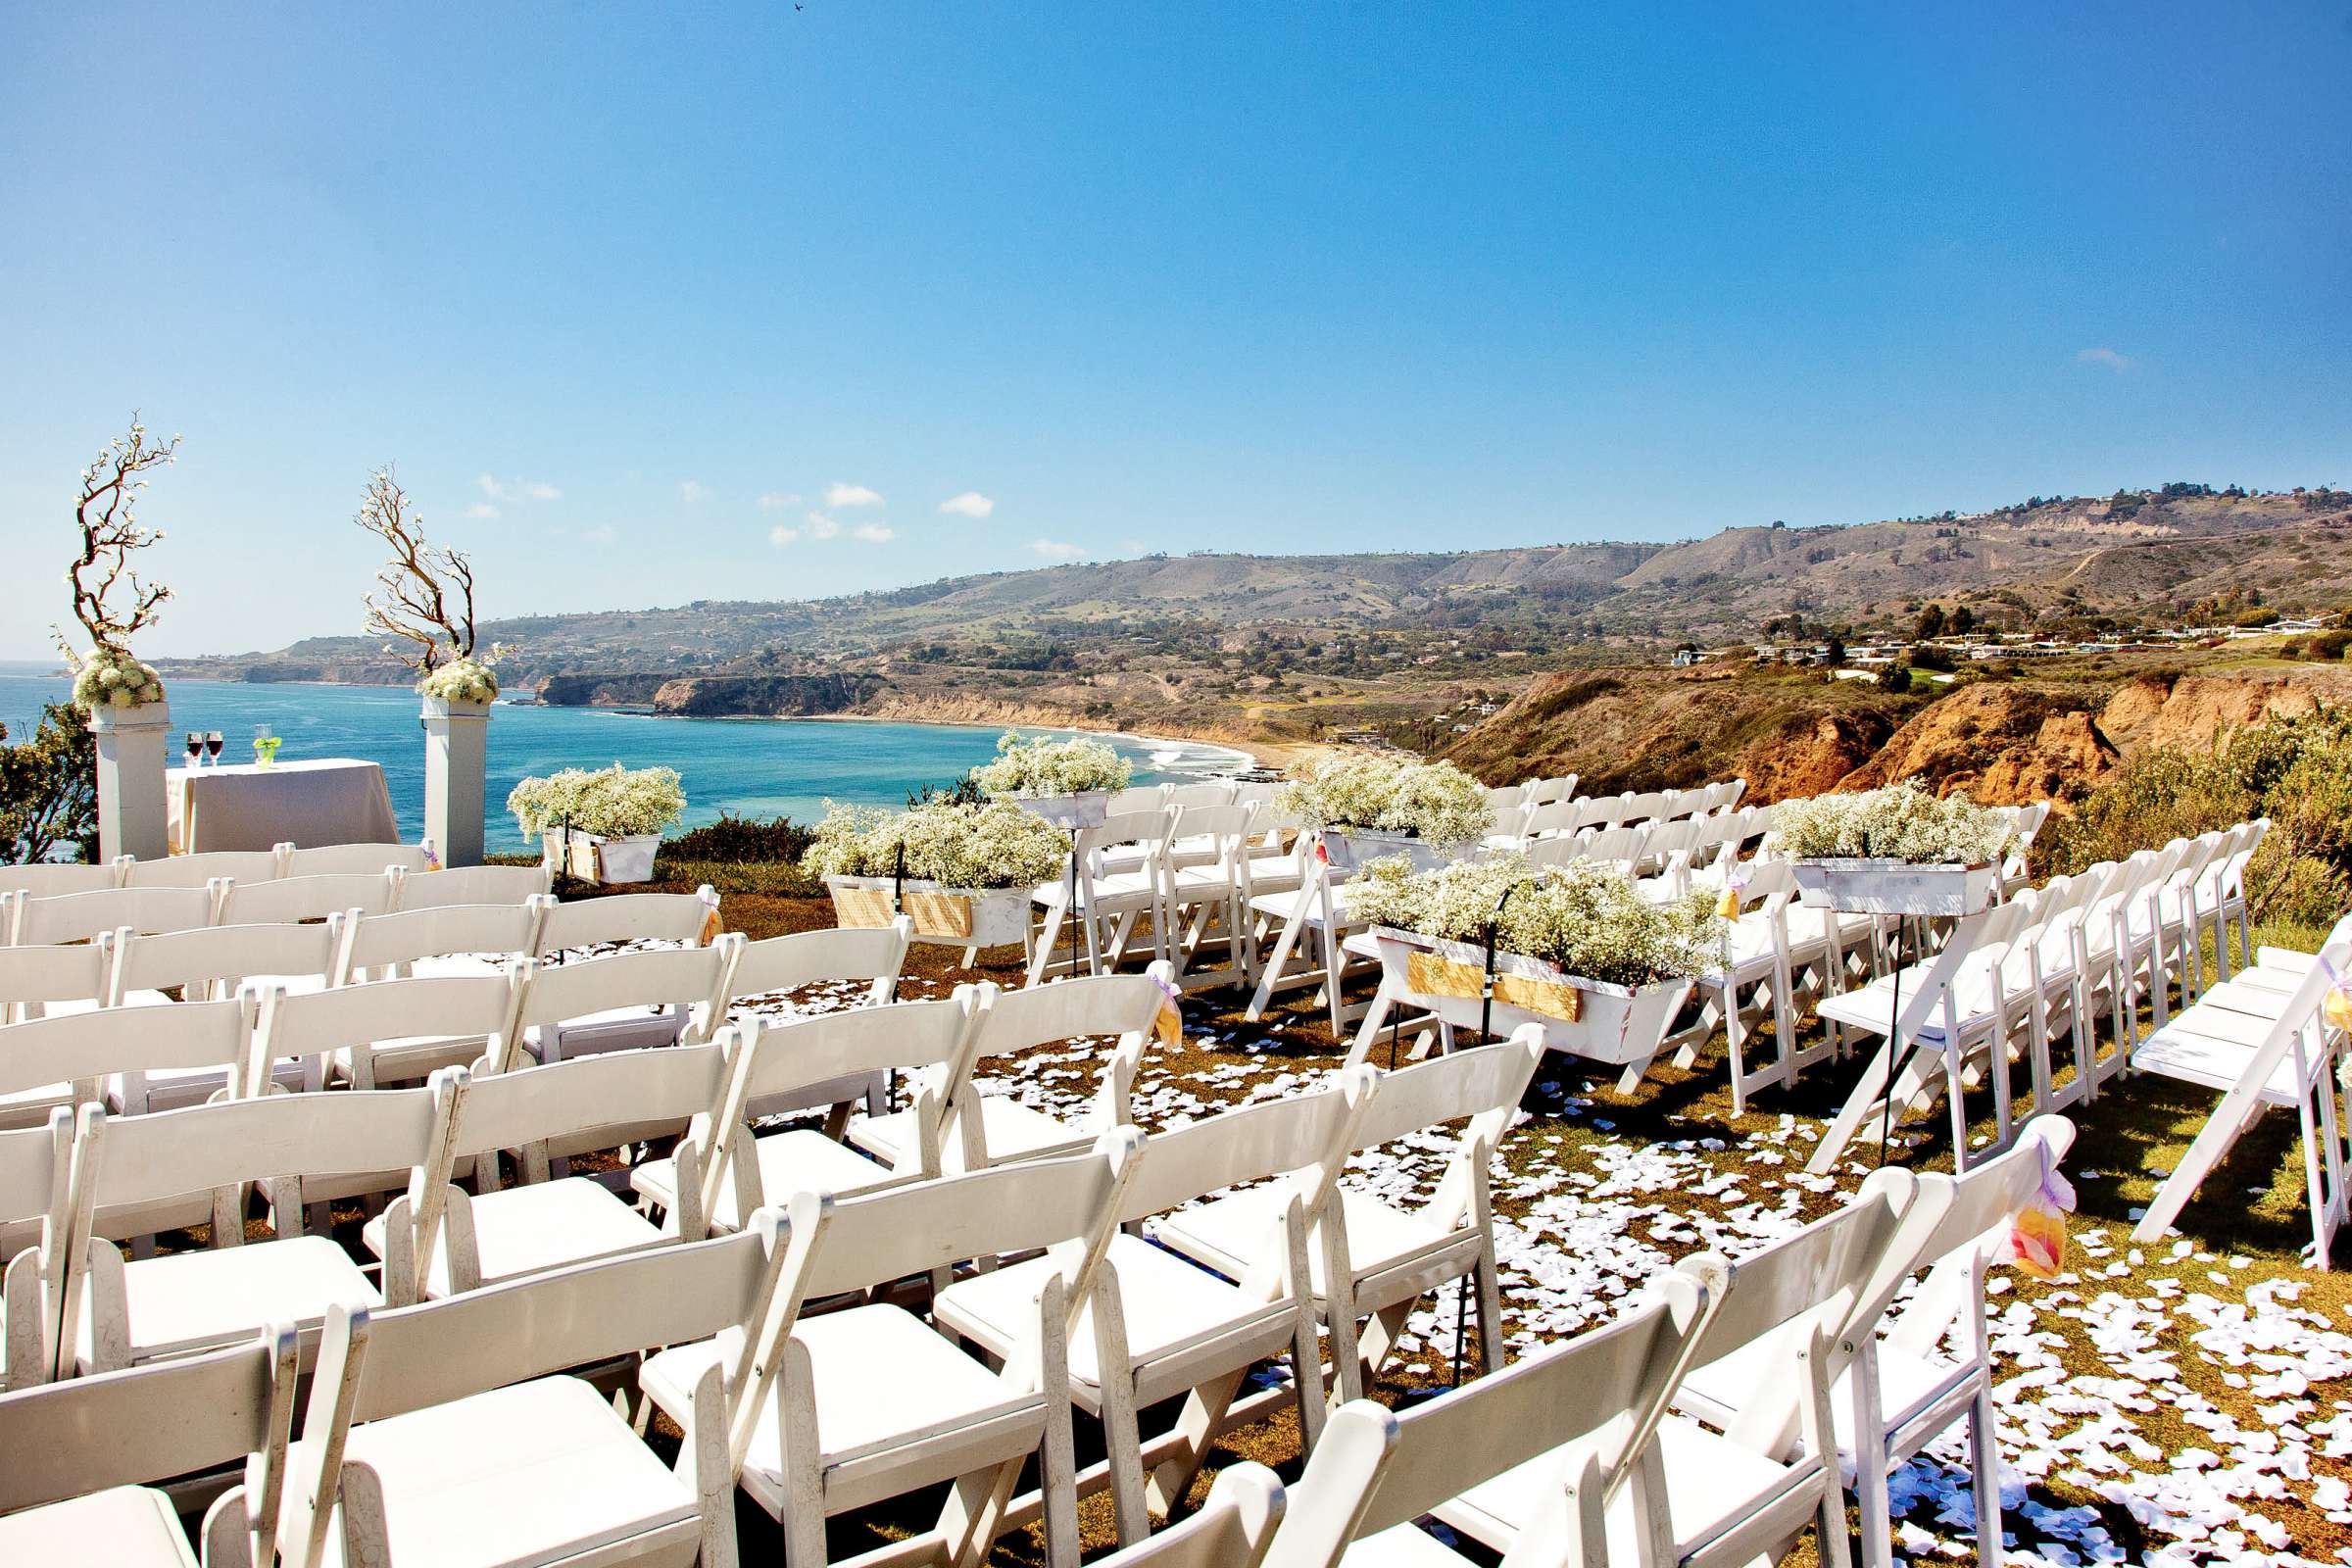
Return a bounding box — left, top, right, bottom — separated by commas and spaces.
64, 415, 177, 656
355, 466, 485, 672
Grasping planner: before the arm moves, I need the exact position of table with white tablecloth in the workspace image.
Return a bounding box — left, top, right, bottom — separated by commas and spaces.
168, 759, 400, 854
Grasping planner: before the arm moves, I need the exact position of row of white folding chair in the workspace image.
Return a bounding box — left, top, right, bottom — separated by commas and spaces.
0, 863, 555, 948
1028, 807, 1180, 985
0, 840, 436, 902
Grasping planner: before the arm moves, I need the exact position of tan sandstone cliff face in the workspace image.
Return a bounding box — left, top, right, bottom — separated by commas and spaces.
1447, 661, 2352, 808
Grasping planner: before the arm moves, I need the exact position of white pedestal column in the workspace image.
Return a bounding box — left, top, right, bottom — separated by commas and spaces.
421, 697, 492, 868
89, 700, 172, 863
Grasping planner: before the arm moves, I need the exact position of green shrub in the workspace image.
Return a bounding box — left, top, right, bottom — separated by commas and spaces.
2036, 708, 2352, 929
1, 703, 99, 865
661, 811, 815, 865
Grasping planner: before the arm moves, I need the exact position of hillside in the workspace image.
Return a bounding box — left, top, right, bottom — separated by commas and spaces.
1445, 659, 2352, 806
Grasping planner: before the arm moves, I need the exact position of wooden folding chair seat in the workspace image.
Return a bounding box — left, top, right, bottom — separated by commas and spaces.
849, 968, 1165, 1171
933, 1074, 1372, 1542
1157, 1034, 1543, 1401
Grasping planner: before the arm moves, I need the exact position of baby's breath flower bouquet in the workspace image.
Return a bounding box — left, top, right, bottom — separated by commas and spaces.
71, 646, 166, 711
804, 799, 1068, 890
1350, 854, 1723, 989
1775, 782, 2012, 866
970, 732, 1134, 799
509, 762, 686, 840
418, 642, 514, 706
1279, 756, 1493, 850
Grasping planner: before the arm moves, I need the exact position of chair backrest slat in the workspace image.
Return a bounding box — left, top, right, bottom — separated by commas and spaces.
513, 945, 729, 1029
1119, 1080, 1363, 1222
217, 872, 394, 926
0, 943, 111, 1020
122, 851, 282, 890
283, 843, 434, 878
1349, 1037, 1541, 1152
0, 862, 122, 899
533, 887, 714, 953
0, 997, 254, 1101
260, 973, 521, 1081
12, 885, 216, 946
340, 904, 541, 977
395, 864, 550, 911
970, 970, 1165, 1063
737, 995, 975, 1102
448, 1045, 728, 1158
90, 1088, 442, 1210
726, 923, 908, 1002
113, 921, 345, 1002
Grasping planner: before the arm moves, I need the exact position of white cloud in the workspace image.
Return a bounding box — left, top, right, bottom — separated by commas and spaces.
582, 523, 618, 545
768, 524, 800, 547
2076, 347, 2133, 372
938, 491, 995, 519
476, 474, 563, 504
852, 522, 895, 543
466, 503, 501, 520
680, 479, 711, 504
806, 512, 841, 540
758, 491, 802, 512
1027, 538, 1086, 561
824, 481, 884, 509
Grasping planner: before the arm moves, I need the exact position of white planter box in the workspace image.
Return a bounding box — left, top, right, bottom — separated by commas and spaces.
1318, 828, 1464, 874
825, 875, 1030, 949
1790, 858, 1997, 916
1008, 792, 1111, 830
1369, 927, 1693, 1070
568, 833, 661, 886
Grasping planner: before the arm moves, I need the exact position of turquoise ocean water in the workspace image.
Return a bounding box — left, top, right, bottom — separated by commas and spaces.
0, 667, 1250, 856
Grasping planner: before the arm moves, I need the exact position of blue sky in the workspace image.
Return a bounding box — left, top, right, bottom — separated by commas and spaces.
3, 3, 2348, 658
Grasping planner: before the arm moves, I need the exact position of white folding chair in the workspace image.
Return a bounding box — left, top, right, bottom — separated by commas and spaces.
1026, 809, 1175, 987
0, 1109, 76, 1379
0, 1309, 366, 1568
1265, 1283, 1706, 1568
214, 872, 394, 927
10, 885, 218, 947
366, 1049, 727, 1302
262, 970, 524, 1094
1162, 802, 1263, 991
1157, 1033, 1543, 1401
2132, 925, 2352, 1263
0, 999, 260, 1156
1097, 1460, 1292, 1568
67, 1089, 446, 1374
506, 939, 738, 1069
320, 1225, 793, 1568
934, 1073, 1373, 1542
393, 863, 552, 910
109, 919, 346, 1008
530, 884, 717, 956
638, 992, 987, 1238
337, 901, 544, 984
849, 966, 1169, 1170
638, 1140, 1141, 1567
1683, 1117, 2076, 1568
719, 918, 912, 1119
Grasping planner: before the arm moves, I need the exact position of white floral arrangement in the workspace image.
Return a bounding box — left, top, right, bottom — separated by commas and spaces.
1278, 756, 1493, 849
509, 762, 686, 840
71, 645, 166, 710
970, 731, 1134, 799
417, 641, 514, 705
1348, 853, 1724, 989
804, 799, 1069, 889
1774, 781, 2013, 866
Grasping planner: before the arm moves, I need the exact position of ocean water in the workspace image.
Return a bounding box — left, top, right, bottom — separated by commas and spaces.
0, 668, 1250, 855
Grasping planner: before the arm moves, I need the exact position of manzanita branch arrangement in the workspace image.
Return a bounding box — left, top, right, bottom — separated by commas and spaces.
355, 466, 512, 701
58, 416, 176, 710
